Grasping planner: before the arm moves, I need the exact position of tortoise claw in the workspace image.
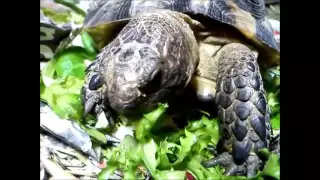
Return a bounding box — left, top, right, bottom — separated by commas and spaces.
81, 79, 103, 118
202, 152, 233, 168
83, 95, 97, 117
206, 144, 217, 155
246, 155, 262, 177
224, 164, 241, 176
202, 152, 259, 177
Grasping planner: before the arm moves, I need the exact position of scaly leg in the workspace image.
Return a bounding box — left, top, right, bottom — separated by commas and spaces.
202, 43, 271, 177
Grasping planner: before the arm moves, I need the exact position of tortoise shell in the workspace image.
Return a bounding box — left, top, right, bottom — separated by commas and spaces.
83, 0, 280, 67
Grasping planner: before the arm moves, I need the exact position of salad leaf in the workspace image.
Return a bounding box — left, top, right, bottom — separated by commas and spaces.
41, 75, 84, 120
271, 113, 280, 130
157, 140, 176, 169
261, 153, 280, 179
81, 31, 98, 56
100, 108, 223, 180
41, 46, 92, 84
173, 129, 197, 165
40, 45, 92, 120
135, 103, 169, 142
41, 7, 84, 24
268, 91, 280, 130
258, 148, 271, 158
263, 66, 280, 132
40, 75, 46, 98
190, 116, 220, 146
141, 139, 158, 175
268, 92, 279, 109
155, 170, 186, 179
98, 165, 117, 180
257, 148, 280, 180
186, 158, 222, 180
118, 135, 141, 163
123, 168, 136, 179
82, 126, 107, 144
54, 46, 90, 79
98, 135, 143, 179
41, 59, 57, 86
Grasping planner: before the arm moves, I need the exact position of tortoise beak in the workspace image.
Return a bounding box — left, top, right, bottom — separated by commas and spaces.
108, 86, 144, 115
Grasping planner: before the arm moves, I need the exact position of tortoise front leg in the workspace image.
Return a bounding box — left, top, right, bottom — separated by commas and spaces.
81, 60, 116, 128
202, 43, 271, 177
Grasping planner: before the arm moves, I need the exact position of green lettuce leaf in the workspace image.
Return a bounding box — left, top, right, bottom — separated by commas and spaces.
82, 126, 107, 144
54, 46, 90, 80
262, 153, 280, 179
100, 109, 224, 180
41, 7, 84, 25
135, 103, 168, 142
41, 75, 84, 120
81, 31, 98, 56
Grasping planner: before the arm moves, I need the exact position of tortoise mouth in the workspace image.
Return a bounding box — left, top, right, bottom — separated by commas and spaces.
113, 70, 164, 114
108, 89, 145, 115
112, 100, 146, 116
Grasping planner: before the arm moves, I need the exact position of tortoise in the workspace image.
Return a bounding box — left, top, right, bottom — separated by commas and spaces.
80, 0, 280, 177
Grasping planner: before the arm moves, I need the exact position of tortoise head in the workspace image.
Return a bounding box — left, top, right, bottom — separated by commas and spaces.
90, 10, 198, 115
103, 38, 166, 115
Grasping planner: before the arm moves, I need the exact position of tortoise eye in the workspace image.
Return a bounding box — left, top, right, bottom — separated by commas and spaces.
89, 74, 103, 90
